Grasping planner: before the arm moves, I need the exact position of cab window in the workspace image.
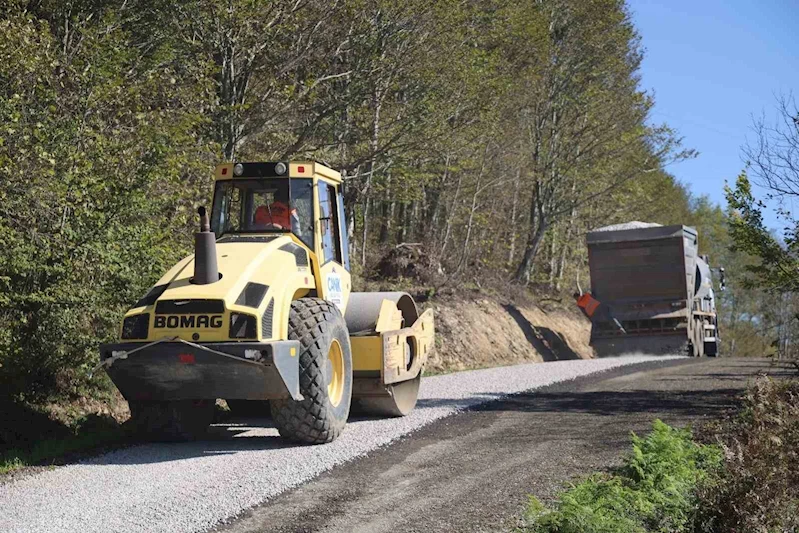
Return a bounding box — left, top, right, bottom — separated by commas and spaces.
318, 183, 342, 264
211, 178, 312, 248
290, 178, 314, 249
337, 189, 350, 271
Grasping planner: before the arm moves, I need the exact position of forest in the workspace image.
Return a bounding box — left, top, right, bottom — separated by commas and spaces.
0, 0, 791, 405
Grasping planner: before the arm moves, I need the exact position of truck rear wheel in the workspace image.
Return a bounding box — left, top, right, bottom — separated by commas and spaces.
129, 399, 214, 442
704, 341, 719, 357
270, 298, 352, 444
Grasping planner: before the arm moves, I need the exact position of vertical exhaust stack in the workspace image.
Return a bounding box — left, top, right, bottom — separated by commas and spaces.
194, 206, 219, 284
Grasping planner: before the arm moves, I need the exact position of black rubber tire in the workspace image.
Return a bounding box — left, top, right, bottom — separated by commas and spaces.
129, 400, 214, 442
704, 341, 719, 357
225, 399, 271, 418
270, 298, 353, 444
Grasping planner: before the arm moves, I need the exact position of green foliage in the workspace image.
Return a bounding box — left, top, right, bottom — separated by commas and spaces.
0, 10, 216, 403
0, 414, 125, 474
725, 173, 799, 292
520, 420, 722, 533
724, 172, 799, 359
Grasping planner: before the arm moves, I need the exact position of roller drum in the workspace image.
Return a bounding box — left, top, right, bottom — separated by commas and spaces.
344, 292, 419, 334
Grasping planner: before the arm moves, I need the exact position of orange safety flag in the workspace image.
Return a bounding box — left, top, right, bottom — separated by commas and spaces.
576, 293, 601, 318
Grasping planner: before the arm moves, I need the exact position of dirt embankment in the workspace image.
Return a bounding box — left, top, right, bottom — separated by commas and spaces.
424, 295, 594, 373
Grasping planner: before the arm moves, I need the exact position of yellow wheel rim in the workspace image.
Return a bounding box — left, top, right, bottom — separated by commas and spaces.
327, 339, 345, 407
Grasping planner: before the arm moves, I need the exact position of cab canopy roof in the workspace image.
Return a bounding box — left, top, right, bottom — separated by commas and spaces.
214, 161, 342, 184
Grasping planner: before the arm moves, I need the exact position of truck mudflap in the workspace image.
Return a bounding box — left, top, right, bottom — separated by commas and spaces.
98, 339, 302, 402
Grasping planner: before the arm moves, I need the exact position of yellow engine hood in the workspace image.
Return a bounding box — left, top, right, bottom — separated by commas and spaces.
123, 234, 316, 342
158, 237, 292, 302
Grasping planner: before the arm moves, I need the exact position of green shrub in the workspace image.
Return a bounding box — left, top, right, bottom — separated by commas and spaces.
695, 378, 799, 533
0, 11, 215, 404
520, 420, 722, 533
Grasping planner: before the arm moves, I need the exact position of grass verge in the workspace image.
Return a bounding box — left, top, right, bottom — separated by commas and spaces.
519, 376, 799, 533
1, 400, 237, 475
1, 410, 128, 475
519, 420, 721, 533
694, 377, 799, 532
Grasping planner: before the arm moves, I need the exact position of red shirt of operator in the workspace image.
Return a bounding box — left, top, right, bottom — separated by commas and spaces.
254, 202, 291, 229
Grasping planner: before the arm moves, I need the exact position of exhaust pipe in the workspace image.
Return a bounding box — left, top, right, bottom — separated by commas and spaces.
193, 206, 219, 284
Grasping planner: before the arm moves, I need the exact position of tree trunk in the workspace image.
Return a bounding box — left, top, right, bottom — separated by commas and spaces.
507, 167, 522, 266
456, 184, 481, 274
440, 171, 463, 256
548, 225, 558, 288
515, 181, 547, 283
456, 152, 488, 274
554, 181, 578, 291
429, 154, 450, 234
360, 197, 370, 266
378, 172, 393, 244
361, 86, 383, 266
515, 219, 548, 285
395, 202, 407, 243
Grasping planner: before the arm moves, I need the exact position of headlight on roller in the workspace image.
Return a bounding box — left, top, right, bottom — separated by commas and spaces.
229, 313, 257, 339
122, 314, 150, 340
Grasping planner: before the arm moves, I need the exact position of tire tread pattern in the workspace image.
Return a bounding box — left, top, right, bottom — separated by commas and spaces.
270, 298, 351, 444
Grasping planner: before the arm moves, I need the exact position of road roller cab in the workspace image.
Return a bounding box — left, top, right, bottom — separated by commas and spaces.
99, 161, 434, 444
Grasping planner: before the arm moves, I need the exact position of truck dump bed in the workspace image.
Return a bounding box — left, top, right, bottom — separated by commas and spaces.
586, 224, 697, 306
586, 224, 699, 356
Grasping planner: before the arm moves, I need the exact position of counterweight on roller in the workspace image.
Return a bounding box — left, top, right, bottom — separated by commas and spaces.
99, 161, 435, 445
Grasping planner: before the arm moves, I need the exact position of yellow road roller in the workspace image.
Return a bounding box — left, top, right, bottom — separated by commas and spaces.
98, 162, 434, 443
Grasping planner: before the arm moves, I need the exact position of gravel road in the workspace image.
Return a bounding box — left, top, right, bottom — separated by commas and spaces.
0, 356, 676, 533
215, 357, 789, 533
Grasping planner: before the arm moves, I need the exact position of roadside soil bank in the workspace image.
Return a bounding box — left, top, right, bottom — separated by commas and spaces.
425, 294, 593, 373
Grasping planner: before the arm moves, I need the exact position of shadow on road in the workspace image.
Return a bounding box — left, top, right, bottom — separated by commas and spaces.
473, 388, 743, 417
81, 417, 295, 466
414, 393, 506, 411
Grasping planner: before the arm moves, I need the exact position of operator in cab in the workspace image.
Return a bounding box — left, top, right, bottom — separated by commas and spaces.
254, 202, 291, 229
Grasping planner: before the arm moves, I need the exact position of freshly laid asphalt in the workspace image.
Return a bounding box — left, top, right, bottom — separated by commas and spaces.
0, 355, 687, 533
213, 357, 791, 533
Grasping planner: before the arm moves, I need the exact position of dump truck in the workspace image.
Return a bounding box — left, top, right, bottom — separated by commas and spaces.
98, 161, 434, 443
585, 222, 720, 357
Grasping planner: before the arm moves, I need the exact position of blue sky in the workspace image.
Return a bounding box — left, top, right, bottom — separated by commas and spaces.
629, 0, 798, 229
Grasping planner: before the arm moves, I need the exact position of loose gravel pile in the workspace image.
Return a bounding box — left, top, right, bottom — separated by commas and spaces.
1, 355, 680, 533
592, 221, 662, 232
